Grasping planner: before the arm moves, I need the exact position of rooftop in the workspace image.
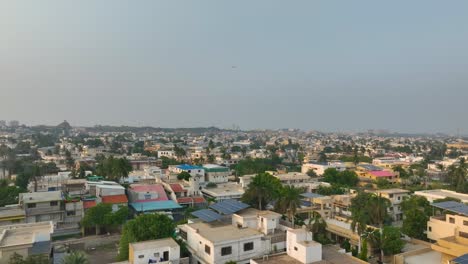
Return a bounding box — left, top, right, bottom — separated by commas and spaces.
129, 200, 182, 212
0, 221, 54, 248
415, 189, 468, 202
202, 183, 244, 197
273, 172, 311, 181
235, 208, 281, 219
102, 194, 128, 204
374, 188, 410, 194
368, 170, 394, 177
130, 237, 179, 251
0, 206, 25, 219
20, 191, 63, 203
183, 222, 263, 243
177, 164, 203, 170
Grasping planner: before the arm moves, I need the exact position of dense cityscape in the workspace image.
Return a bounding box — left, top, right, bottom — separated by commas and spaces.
0, 120, 467, 264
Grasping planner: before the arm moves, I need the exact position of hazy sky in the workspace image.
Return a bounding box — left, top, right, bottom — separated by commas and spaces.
1, 1, 467, 134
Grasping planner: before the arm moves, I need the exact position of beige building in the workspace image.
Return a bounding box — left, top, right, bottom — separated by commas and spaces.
415, 189, 468, 204
427, 201, 468, 263
0, 221, 54, 264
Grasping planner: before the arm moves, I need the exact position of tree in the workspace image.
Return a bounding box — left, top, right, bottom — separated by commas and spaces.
323, 168, 358, 187
401, 196, 431, 240
366, 226, 404, 261
0, 181, 26, 206
307, 211, 329, 244
95, 156, 132, 182
81, 203, 113, 235
306, 169, 317, 177
61, 251, 90, 264
351, 192, 390, 254
177, 171, 191, 181
375, 178, 392, 189
241, 173, 282, 210
448, 158, 467, 193
276, 185, 302, 227
118, 214, 175, 260
316, 184, 345, 195
393, 165, 409, 179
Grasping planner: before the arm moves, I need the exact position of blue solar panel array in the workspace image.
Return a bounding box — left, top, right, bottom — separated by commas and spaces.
210, 199, 249, 214
301, 192, 324, 199
433, 201, 468, 216
191, 209, 222, 222
452, 253, 468, 264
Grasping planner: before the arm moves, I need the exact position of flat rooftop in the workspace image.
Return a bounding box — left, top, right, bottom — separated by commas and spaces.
130, 237, 179, 251
375, 188, 410, 194
183, 222, 263, 243
0, 221, 53, 247
0, 206, 25, 218
252, 245, 362, 264
235, 208, 281, 219
20, 191, 63, 203
415, 189, 468, 201
202, 183, 244, 197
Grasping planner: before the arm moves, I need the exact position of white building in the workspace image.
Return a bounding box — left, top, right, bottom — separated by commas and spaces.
203, 164, 230, 184
415, 189, 468, 203
286, 229, 322, 264
129, 238, 180, 264
158, 150, 175, 159
201, 183, 245, 201
301, 162, 346, 176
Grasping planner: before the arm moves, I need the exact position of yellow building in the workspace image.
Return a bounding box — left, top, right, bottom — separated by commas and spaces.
427, 201, 468, 263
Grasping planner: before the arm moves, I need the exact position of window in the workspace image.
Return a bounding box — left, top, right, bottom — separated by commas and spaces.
464, 220, 468, 226
389, 194, 393, 198
67, 211, 76, 216
138, 255, 144, 259
163, 251, 169, 261
244, 242, 254, 251
397, 196, 401, 200
428, 226, 432, 232
27, 203, 36, 208
450, 217, 455, 224
221, 246, 232, 256
460, 232, 468, 239
294, 247, 298, 251
205, 245, 211, 255
50, 201, 58, 206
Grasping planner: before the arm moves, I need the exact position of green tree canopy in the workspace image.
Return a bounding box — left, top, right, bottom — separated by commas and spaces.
241, 173, 282, 210
323, 168, 359, 187
61, 251, 90, 264
177, 171, 191, 181
400, 196, 431, 240
118, 214, 175, 260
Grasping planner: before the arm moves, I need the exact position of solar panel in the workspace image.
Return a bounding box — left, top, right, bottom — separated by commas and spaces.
191, 209, 222, 222
301, 192, 324, 199
433, 201, 468, 217
452, 253, 468, 264
210, 199, 249, 214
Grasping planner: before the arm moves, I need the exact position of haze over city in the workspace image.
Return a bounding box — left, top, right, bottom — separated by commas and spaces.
1, 1, 467, 134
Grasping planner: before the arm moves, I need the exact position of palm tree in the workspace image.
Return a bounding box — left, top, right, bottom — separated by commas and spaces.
277, 185, 302, 227
307, 211, 327, 241
62, 251, 90, 264
244, 173, 282, 210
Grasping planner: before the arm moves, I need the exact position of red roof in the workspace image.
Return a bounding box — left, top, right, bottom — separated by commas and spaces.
130, 184, 168, 202
369, 171, 394, 177
102, 194, 128, 204
177, 197, 206, 204
170, 184, 186, 193
83, 200, 96, 209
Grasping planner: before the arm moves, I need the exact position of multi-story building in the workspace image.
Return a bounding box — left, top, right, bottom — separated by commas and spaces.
19, 191, 64, 225
203, 164, 229, 184
0, 205, 26, 226
301, 161, 346, 176
369, 188, 410, 222
427, 201, 468, 263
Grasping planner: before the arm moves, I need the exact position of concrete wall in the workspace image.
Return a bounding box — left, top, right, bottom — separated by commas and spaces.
130, 244, 180, 264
